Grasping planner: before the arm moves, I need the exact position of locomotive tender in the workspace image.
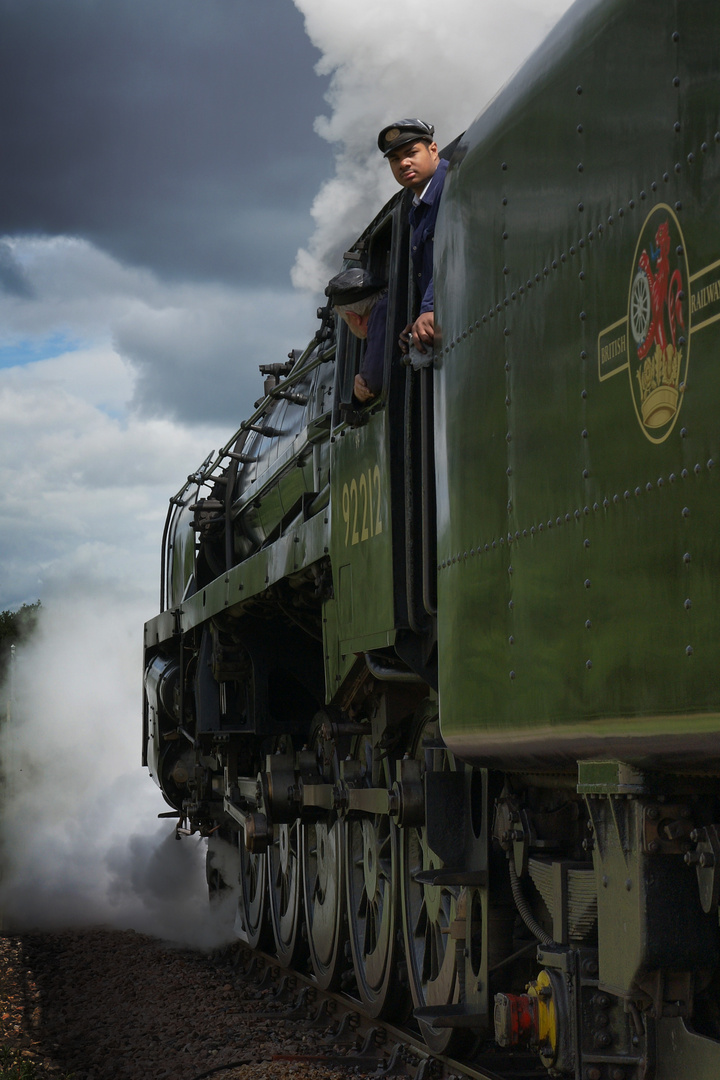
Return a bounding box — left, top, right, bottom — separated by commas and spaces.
142, 0, 720, 1075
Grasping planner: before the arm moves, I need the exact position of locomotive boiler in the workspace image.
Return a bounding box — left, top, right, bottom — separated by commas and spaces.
142, 0, 720, 1075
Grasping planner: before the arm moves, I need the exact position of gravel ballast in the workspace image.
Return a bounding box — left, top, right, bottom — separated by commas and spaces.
0, 928, 357, 1080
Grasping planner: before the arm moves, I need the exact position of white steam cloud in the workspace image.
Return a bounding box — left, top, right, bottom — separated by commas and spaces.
292, 0, 575, 291
0, 596, 237, 947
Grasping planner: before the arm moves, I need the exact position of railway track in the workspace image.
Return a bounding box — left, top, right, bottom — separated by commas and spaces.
209, 940, 544, 1080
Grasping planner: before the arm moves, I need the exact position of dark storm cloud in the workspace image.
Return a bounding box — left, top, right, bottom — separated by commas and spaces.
0, 0, 333, 287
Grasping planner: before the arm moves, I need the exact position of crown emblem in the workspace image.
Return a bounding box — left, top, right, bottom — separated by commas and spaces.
629, 215, 687, 433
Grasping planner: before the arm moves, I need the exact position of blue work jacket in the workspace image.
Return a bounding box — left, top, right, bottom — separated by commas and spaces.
408, 158, 448, 314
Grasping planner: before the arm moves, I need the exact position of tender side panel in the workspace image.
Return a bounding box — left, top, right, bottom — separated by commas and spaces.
434, 0, 720, 766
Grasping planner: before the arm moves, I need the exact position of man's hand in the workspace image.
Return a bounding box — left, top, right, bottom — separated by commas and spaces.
398, 322, 412, 355
353, 374, 375, 403
410, 311, 435, 354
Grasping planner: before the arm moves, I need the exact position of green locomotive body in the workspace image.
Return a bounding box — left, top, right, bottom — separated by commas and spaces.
143, 0, 720, 1074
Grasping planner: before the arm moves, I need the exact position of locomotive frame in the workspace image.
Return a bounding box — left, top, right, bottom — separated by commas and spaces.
143, 0, 720, 1076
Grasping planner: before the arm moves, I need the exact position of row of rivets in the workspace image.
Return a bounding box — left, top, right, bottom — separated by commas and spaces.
442, 131, 719, 355
437, 459, 714, 570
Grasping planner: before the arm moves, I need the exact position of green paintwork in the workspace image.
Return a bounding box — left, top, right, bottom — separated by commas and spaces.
325, 408, 396, 695
434, 0, 720, 767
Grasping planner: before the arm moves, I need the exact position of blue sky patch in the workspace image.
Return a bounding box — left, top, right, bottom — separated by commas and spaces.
0, 333, 82, 370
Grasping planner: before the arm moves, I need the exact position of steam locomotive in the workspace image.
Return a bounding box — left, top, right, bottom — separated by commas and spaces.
142, 0, 720, 1075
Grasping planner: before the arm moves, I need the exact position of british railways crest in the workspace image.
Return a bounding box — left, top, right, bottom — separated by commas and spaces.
598, 203, 720, 444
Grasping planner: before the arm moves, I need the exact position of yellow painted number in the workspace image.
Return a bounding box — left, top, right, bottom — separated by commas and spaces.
341, 466, 382, 546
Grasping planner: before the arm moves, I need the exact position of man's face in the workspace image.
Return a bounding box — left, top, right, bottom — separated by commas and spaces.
387, 140, 439, 194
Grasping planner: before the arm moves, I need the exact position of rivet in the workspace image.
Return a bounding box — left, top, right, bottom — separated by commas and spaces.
531, 526, 536, 535
673, 76, 680, 87
485, 543, 489, 551
576, 85, 583, 94
675, 162, 682, 173
510, 670, 516, 679
501, 161, 508, 170
509, 599, 514, 609
657, 477, 664, 487
570, 245, 576, 255
640, 190, 647, 199
608, 214, 614, 225
646, 482, 653, 492
556, 516, 562, 526
674, 122, 681, 133
684, 599, 692, 610
492, 540, 497, 549
624, 490, 630, 499
635, 486, 641, 496
585, 620, 592, 629
708, 459, 715, 469
663, 172, 670, 182
701, 142, 708, 153
502, 196, 508, 205
574, 509, 581, 520
681, 468, 688, 478
565, 513, 571, 522
694, 463, 701, 474
588, 229, 594, 240
561, 253, 567, 262
582, 469, 589, 479
687, 153, 695, 164
672, 31, 680, 42
578, 202, 584, 212
613, 494, 619, 503
584, 539, 590, 548
502, 230, 508, 239
586, 660, 593, 670
538, 523, 544, 532
651, 181, 657, 191
603, 497, 609, 508
686, 645, 694, 656
628, 199, 635, 209
618, 207, 624, 217
683, 552, 691, 564
682, 506, 690, 518
506, 432, 512, 442
504, 327, 510, 337
581, 389, 588, 398
582, 429, 589, 438
579, 270, 586, 280
580, 311, 587, 321
577, 124, 583, 133
625, 878, 632, 891
669, 472, 676, 482
577, 162, 584, 172
585, 579, 591, 589
509, 635, 515, 645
